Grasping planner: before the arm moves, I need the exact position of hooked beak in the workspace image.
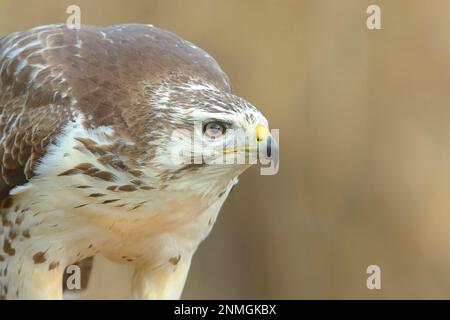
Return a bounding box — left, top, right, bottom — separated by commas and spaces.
222, 124, 279, 168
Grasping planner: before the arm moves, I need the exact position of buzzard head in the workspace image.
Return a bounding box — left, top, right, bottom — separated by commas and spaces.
143, 76, 278, 190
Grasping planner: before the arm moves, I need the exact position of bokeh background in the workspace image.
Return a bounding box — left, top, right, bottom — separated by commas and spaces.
1, 0, 450, 299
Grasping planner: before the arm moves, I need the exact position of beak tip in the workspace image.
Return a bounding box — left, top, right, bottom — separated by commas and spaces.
259, 134, 279, 167
271, 136, 279, 167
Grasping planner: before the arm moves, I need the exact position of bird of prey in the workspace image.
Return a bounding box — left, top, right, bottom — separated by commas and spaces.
0, 24, 277, 299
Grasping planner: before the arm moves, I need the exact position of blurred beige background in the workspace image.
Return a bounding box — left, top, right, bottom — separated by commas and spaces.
2, 0, 450, 299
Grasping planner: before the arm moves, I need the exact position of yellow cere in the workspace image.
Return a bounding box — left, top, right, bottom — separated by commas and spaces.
256, 124, 269, 144
222, 124, 269, 154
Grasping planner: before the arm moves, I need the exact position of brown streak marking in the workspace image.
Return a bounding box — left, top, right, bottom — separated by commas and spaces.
102, 199, 120, 204
110, 160, 127, 170
75, 163, 95, 171
97, 155, 115, 164
49, 261, 60, 270
129, 170, 142, 177
2, 217, 12, 227
118, 185, 137, 192
84, 168, 100, 175
15, 217, 23, 225
74, 203, 89, 209
75, 137, 109, 156
58, 168, 81, 176
88, 193, 106, 198
90, 171, 116, 181
32, 252, 46, 264
129, 201, 146, 211
168, 255, 181, 266
3, 239, 15, 256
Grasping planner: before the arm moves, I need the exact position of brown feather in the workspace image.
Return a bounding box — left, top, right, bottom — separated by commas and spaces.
0, 24, 231, 198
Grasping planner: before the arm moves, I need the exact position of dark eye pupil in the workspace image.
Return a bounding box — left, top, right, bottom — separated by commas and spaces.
204, 122, 225, 138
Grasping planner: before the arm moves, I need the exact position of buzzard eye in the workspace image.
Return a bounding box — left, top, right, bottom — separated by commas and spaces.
204, 122, 226, 139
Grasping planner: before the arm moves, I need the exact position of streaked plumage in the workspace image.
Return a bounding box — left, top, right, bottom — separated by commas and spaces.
0, 24, 275, 299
